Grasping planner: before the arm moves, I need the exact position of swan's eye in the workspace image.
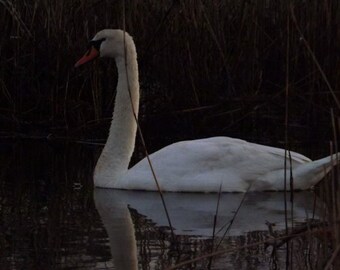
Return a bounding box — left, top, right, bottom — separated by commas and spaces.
88, 38, 106, 52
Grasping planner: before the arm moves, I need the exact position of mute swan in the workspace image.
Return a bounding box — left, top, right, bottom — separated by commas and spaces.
75, 29, 338, 192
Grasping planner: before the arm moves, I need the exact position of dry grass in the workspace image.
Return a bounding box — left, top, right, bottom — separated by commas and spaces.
0, 0, 338, 151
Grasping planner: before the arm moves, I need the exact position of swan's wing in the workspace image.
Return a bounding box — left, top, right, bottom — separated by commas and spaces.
120, 137, 312, 192
160, 136, 311, 166
245, 141, 312, 164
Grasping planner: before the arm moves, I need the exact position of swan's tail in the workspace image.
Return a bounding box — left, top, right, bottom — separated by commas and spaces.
294, 153, 339, 190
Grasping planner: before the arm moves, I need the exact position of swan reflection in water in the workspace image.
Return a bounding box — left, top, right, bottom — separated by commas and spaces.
94, 189, 320, 269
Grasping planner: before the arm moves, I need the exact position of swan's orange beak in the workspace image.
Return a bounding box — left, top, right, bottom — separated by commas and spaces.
74, 47, 99, 68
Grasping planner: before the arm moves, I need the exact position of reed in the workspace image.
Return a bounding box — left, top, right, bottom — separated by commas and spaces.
0, 0, 338, 150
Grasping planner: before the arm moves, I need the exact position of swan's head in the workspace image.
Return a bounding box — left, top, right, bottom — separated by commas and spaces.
75, 29, 134, 67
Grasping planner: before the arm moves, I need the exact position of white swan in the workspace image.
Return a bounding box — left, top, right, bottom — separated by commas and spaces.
75, 29, 338, 192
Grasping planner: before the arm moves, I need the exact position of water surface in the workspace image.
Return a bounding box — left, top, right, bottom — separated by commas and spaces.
0, 141, 324, 269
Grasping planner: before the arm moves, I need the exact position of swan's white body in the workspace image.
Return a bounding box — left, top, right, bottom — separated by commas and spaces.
76, 29, 338, 192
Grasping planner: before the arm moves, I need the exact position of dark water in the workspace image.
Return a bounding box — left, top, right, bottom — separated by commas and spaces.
0, 141, 326, 269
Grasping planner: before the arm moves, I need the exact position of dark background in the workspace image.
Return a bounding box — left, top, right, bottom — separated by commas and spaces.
1, 0, 340, 158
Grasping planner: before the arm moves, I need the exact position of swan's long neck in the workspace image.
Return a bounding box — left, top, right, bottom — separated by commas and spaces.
94, 40, 139, 187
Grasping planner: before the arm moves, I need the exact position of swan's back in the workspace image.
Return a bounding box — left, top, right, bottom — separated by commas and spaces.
115, 137, 313, 192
